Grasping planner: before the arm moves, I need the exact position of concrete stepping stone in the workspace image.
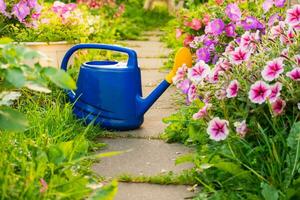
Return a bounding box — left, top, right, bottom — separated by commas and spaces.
115, 183, 195, 200
142, 86, 177, 109
124, 41, 171, 58
141, 69, 166, 87
106, 108, 175, 138
93, 138, 193, 177
138, 58, 167, 70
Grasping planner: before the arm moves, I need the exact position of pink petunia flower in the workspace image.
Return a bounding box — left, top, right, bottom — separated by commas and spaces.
286, 5, 300, 27
205, 19, 225, 36
286, 67, 300, 81
261, 58, 284, 81
187, 60, 210, 83
268, 82, 282, 103
207, 117, 230, 141
225, 23, 237, 37
225, 3, 242, 22
193, 103, 211, 119
0, 0, 9, 17
176, 79, 190, 94
226, 80, 239, 98
234, 120, 248, 138
12, 1, 31, 22
230, 47, 251, 65
176, 28, 183, 38
248, 81, 271, 104
189, 18, 202, 31
172, 64, 188, 84
40, 178, 48, 193
187, 83, 197, 102
202, 14, 210, 25
271, 98, 286, 116
225, 41, 236, 55
183, 34, 194, 46
263, 0, 274, 13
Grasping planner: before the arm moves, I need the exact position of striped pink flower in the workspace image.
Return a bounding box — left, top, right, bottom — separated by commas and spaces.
248, 81, 271, 104
269, 82, 282, 103
261, 58, 284, 81
193, 103, 211, 119
230, 47, 251, 65
226, 80, 239, 98
188, 60, 210, 83
207, 117, 229, 141
271, 98, 286, 116
286, 5, 300, 27
286, 67, 300, 81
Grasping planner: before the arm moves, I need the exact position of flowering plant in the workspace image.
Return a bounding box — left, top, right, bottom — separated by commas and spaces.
0, 0, 42, 36
164, 2, 300, 198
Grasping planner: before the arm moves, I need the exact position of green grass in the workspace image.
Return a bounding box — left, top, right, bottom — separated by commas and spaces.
0, 87, 107, 199
117, 170, 198, 185
116, 3, 173, 40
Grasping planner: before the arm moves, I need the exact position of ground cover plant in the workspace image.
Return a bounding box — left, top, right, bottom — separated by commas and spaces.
162, 1, 300, 199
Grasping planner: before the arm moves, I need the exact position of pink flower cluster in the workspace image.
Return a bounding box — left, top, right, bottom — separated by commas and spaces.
0, 0, 42, 27
77, 0, 115, 9
173, 4, 300, 142
52, 1, 77, 22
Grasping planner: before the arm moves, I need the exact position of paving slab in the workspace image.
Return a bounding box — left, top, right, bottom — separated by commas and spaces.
142, 86, 177, 109
115, 183, 195, 200
93, 138, 193, 177
106, 108, 175, 138
124, 41, 171, 58
141, 70, 166, 87
138, 58, 167, 70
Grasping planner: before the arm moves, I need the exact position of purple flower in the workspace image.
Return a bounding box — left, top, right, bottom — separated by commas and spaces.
196, 47, 211, 63
27, 0, 38, 8
263, 0, 274, 13
268, 13, 282, 26
12, 1, 31, 22
274, 0, 286, 8
225, 23, 237, 37
263, 0, 286, 13
0, 0, 8, 16
241, 16, 265, 31
205, 19, 225, 36
225, 3, 241, 22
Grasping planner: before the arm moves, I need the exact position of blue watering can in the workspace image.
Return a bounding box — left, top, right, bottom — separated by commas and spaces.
61, 44, 192, 131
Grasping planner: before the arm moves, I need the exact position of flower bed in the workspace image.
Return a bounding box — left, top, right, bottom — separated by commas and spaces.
163, 1, 300, 198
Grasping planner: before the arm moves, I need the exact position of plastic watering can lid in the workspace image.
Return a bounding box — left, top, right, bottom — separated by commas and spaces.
84, 61, 127, 69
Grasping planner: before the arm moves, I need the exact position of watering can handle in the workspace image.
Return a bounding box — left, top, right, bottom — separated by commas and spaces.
61, 43, 138, 71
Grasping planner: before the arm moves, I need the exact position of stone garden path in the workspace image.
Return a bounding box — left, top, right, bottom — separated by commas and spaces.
92, 31, 196, 200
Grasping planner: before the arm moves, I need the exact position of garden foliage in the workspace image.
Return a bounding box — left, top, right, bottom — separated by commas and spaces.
163, 1, 300, 199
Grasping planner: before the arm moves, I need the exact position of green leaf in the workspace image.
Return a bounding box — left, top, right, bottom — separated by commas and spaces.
214, 161, 251, 178
6, 68, 26, 88
287, 122, 300, 149
43, 67, 77, 90
261, 182, 279, 200
0, 91, 21, 106
0, 107, 28, 132
88, 180, 118, 200
48, 145, 65, 165
175, 153, 195, 165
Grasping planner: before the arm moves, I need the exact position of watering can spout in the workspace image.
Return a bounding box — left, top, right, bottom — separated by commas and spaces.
137, 47, 192, 116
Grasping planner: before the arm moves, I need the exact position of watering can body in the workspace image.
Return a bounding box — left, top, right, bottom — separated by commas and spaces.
61, 44, 192, 131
